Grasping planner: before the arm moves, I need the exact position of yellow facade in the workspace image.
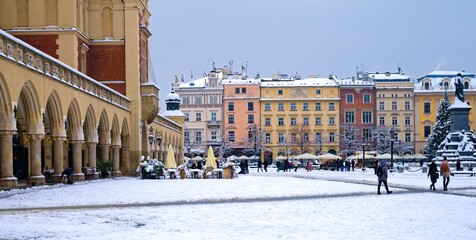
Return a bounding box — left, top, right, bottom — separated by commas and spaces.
260, 77, 340, 160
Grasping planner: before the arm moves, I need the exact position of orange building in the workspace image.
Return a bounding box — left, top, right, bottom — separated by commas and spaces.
222, 79, 261, 155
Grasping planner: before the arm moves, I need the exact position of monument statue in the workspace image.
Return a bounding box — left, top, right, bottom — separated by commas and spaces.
454, 73, 465, 102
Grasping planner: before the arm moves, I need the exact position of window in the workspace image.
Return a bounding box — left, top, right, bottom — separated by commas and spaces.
345, 111, 355, 123
235, 88, 240, 93
196, 113, 202, 121
362, 111, 372, 123
184, 113, 189, 121
211, 131, 217, 140
379, 102, 385, 110
316, 89, 321, 95
444, 82, 449, 90
248, 114, 254, 123
265, 133, 271, 143
329, 103, 335, 110
315, 117, 321, 125
265, 103, 271, 111
379, 116, 385, 126
242, 87, 247, 93
278, 90, 283, 95
248, 129, 254, 140
405, 101, 410, 110
424, 82, 430, 90
405, 133, 411, 143
265, 118, 271, 126
304, 133, 309, 143
291, 117, 297, 125
424, 126, 431, 137
290, 103, 297, 111
346, 94, 354, 103
363, 129, 372, 141
424, 102, 431, 114
405, 116, 411, 125
183, 96, 190, 104
363, 94, 371, 103
210, 96, 218, 104
392, 116, 398, 125
329, 132, 335, 142
248, 102, 254, 111
303, 102, 309, 110
229, 131, 235, 142
195, 131, 202, 142
228, 115, 234, 124
195, 96, 202, 104
211, 112, 217, 122
278, 103, 284, 111
184, 132, 191, 144
303, 117, 309, 125
279, 133, 285, 143
315, 102, 321, 110
392, 101, 397, 110
278, 118, 284, 126
464, 82, 469, 89
329, 117, 335, 125
291, 133, 296, 143
315, 133, 322, 143
228, 102, 234, 111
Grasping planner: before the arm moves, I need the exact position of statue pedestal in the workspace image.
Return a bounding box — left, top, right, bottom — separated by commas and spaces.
448, 101, 471, 132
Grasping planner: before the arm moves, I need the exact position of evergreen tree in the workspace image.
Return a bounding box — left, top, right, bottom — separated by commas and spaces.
424, 93, 451, 157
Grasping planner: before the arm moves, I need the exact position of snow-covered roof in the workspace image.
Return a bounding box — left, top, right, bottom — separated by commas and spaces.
367, 72, 411, 81
179, 77, 208, 88
162, 110, 185, 117
337, 79, 374, 86
260, 77, 338, 87
414, 71, 476, 92
222, 79, 260, 85
166, 93, 180, 101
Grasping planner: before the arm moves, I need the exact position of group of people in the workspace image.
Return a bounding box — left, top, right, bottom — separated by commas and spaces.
428, 157, 452, 191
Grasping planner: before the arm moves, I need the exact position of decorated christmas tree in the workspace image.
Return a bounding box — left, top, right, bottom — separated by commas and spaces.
424, 92, 451, 157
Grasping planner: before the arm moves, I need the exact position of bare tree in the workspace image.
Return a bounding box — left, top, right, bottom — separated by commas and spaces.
216, 127, 233, 160
339, 125, 361, 157
241, 124, 269, 157
289, 124, 314, 154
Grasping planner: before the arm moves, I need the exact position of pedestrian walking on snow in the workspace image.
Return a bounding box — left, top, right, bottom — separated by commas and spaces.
440, 157, 451, 191
376, 160, 392, 195
428, 159, 438, 190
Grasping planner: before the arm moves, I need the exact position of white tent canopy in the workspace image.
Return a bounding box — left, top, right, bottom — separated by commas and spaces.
294, 153, 320, 160
275, 156, 287, 160
317, 153, 342, 160
226, 155, 237, 161
375, 153, 401, 160
349, 153, 375, 160
237, 155, 249, 160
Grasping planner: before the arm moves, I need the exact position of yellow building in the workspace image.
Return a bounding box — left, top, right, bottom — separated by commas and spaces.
260, 74, 340, 162
365, 71, 415, 154
413, 71, 476, 154
0, 0, 184, 189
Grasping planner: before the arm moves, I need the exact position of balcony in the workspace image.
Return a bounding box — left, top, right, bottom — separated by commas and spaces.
207, 121, 221, 128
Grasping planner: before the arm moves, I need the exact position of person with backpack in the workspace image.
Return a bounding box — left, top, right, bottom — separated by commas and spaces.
376, 160, 392, 195
440, 157, 451, 191
428, 159, 439, 190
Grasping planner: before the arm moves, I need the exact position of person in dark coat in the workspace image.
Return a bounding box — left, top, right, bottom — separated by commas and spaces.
257, 159, 263, 172
428, 159, 438, 190
351, 159, 355, 171
244, 160, 249, 174
276, 161, 281, 172
283, 159, 289, 172
239, 160, 245, 174
197, 160, 203, 170
377, 160, 392, 195
456, 159, 461, 171
263, 159, 268, 172
60, 167, 74, 184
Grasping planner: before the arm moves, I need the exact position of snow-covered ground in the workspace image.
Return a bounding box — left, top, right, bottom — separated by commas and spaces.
1, 169, 476, 240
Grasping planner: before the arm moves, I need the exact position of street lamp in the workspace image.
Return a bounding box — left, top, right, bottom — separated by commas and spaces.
390, 128, 395, 169
156, 133, 162, 145
148, 133, 154, 145
362, 138, 366, 171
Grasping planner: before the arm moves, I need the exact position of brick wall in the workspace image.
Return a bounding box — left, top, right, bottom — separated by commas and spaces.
14, 34, 59, 59
87, 44, 126, 95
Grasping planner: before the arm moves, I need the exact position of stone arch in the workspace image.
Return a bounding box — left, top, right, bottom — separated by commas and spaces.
45, 91, 65, 137
111, 114, 121, 146
98, 109, 110, 145
0, 73, 15, 130
66, 99, 84, 141
18, 81, 44, 134
84, 105, 98, 143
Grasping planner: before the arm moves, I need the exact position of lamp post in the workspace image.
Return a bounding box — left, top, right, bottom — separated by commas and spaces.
362, 138, 366, 171
390, 128, 395, 169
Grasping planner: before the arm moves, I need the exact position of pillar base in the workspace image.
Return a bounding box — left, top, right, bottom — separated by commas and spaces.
112, 171, 122, 177
73, 173, 85, 181
91, 172, 99, 180
28, 175, 45, 187
0, 177, 18, 190
51, 174, 63, 183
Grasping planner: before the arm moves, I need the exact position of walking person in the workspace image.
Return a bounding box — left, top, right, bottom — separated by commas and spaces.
263, 159, 268, 172
456, 158, 461, 171
440, 157, 451, 191
376, 160, 392, 195
307, 160, 312, 172
257, 159, 263, 172
351, 159, 355, 171
276, 161, 281, 172
428, 159, 439, 190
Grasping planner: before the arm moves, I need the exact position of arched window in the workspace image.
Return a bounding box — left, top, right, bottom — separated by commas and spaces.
464, 81, 469, 89
424, 82, 430, 90
102, 7, 113, 38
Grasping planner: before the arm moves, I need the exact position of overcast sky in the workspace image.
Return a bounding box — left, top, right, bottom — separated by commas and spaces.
149, 0, 476, 111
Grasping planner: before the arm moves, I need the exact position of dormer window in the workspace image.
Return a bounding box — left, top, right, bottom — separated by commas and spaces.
424, 82, 430, 90
464, 81, 470, 89
443, 82, 449, 90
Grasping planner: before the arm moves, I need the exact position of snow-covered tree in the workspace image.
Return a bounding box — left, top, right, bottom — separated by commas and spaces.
424, 95, 451, 157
